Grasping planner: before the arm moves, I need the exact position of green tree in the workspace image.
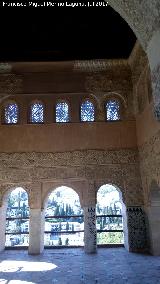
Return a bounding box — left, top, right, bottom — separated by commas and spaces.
54, 205, 60, 216
59, 222, 62, 232
65, 238, 69, 246
60, 203, 65, 218
66, 204, 69, 215
58, 237, 62, 245
22, 202, 28, 218
66, 222, 69, 231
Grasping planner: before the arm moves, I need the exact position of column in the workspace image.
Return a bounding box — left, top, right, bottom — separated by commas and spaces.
0, 204, 7, 252
28, 209, 45, 255
96, 102, 105, 122
70, 97, 80, 122
125, 206, 148, 253
83, 206, 97, 254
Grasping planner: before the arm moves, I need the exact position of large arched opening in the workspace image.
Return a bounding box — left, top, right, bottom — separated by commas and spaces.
44, 186, 84, 248
5, 187, 29, 248
96, 184, 124, 247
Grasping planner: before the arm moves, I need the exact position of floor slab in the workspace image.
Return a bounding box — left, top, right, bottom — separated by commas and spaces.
0, 248, 160, 284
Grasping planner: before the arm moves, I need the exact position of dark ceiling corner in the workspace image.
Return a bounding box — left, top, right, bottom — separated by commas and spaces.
0, 4, 137, 61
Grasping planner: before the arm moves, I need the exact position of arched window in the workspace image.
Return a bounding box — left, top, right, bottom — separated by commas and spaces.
56, 101, 69, 123
4, 102, 18, 124
30, 102, 44, 123
80, 100, 95, 122
5, 187, 29, 247
44, 186, 83, 247
106, 99, 120, 121
96, 184, 123, 245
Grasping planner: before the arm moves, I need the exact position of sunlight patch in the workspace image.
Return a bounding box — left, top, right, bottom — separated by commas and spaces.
0, 261, 57, 272
0, 280, 8, 284
9, 281, 34, 284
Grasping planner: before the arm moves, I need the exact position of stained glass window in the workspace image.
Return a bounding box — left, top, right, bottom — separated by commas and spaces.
81, 100, 95, 122
5, 103, 18, 124
56, 102, 69, 123
106, 100, 120, 121
31, 103, 44, 123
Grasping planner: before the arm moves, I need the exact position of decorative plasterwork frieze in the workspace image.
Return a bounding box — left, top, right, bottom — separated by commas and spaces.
0, 149, 139, 168
0, 149, 143, 207
0, 63, 12, 74
0, 74, 23, 94
85, 74, 131, 92
73, 59, 129, 73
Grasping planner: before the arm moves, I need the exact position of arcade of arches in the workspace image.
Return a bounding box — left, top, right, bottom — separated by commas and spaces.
0, 1, 160, 258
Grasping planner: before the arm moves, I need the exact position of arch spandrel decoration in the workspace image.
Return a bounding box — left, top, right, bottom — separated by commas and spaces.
0, 74, 23, 94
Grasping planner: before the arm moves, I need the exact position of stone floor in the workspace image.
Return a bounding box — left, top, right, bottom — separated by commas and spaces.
0, 248, 160, 284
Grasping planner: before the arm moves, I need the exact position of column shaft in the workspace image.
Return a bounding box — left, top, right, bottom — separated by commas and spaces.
147, 206, 160, 255
84, 206, 97, 254
28, 209, 44, 255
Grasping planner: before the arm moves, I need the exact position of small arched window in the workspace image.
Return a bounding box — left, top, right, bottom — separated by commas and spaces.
30, 102, 44, 123
56, 101, 69, 123
106, 99, 120, 121
4, 102, 18, 124
81, 100, 95, 122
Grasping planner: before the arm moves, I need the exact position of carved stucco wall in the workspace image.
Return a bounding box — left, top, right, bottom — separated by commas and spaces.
0, 149, 143, 209
131, 44, 159, 207
129, 42, 152, 116
134, 65, 151, 115
151, 64, 160, 118
108, 0, 160, 50
108, 1, 160, 118
0, 74, 23, 94
139, 130, 160, 206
